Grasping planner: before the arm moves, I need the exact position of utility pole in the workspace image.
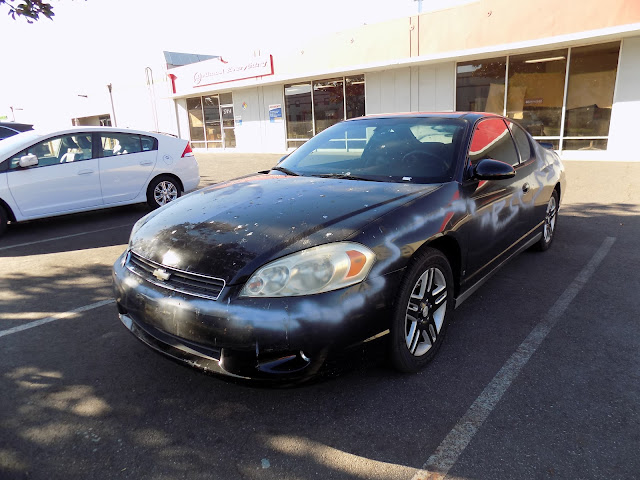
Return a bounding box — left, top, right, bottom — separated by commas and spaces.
107, 83, 118, 127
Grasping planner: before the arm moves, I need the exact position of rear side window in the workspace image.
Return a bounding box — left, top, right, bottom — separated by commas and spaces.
100, 133, 157, 157
507, 122, 533, 163
468, 118, 519, 167
141, 135, 157, 151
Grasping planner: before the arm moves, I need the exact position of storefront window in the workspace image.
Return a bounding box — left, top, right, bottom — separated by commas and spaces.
186, 93, 235, 149
507, 49, 567, 137
564, 42, 620, 140
187, 97, 205, 146
456, 57, 506, 114
313, 78, 344, 134
456, 41, 620, 151
285, 76, 365, 149
285, 83, 313, 149
203, 95, 221, 142
345, 75, 365, 119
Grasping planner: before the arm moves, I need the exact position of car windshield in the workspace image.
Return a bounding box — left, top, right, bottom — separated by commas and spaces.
277, 117, 467, 183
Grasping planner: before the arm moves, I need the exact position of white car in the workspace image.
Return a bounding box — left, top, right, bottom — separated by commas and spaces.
0, 127, 200, 235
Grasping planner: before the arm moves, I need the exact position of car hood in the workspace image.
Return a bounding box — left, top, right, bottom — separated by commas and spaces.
130, 174, 440, 284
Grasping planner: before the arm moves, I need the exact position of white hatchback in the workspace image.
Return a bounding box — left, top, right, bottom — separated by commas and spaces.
0, 127, 200, 235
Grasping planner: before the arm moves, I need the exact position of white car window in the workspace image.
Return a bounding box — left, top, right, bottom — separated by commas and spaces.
100, 133, 142, 157
9, 134, 94, 169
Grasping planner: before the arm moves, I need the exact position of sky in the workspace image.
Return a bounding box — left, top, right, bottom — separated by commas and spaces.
0, 0, 470, 128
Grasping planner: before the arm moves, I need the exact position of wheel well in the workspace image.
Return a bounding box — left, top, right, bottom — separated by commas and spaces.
416, 236, 462, 297
148, 173, 184, 195
0, 198, 16, 222
554, 182, 561, 201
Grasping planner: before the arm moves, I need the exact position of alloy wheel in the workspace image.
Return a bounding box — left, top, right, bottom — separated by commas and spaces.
154, 181, 178, 206
405, 267, 448, 357
543, 194, 557, 243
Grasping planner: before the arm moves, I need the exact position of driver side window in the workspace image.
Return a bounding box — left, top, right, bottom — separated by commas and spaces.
9, 134, 94, 170
469, 118, 519, 167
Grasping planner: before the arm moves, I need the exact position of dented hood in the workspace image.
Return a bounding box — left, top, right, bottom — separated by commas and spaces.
130, 173, 439, 284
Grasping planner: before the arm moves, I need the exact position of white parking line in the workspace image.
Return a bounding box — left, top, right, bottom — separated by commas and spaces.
0, 299, 115, 339
411, 236, 616, 480
0, 224, 133, 251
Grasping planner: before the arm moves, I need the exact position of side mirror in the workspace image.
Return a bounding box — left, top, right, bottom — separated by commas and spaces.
19, 153, 38, 168
473, 158, 516, 181
539, 142, 555, 150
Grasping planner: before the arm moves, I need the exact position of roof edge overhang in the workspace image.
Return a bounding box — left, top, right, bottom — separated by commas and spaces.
167, 21, 640, 99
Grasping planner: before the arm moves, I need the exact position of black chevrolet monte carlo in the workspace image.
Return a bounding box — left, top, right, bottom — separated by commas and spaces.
113, 112, 565, 382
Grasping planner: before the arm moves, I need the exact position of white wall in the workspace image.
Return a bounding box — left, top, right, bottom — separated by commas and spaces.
365, 62, 455, 115
411, 63, 455, 112
608, 36, 640, 159
232, 85, 286, 152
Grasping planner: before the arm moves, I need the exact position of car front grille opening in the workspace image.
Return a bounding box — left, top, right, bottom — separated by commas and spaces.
126, 251, 225, 300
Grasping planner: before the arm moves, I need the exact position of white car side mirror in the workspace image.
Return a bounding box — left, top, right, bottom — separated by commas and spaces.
19, 153, 38, 168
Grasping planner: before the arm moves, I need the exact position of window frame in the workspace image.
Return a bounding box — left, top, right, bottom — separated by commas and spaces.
467, 117, 520, 169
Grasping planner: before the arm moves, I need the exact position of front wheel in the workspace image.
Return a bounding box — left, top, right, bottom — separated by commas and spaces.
147, 176, 181, 209
533, 190, 558, 251
0, 205, 8, 236
390, 248, 454, 373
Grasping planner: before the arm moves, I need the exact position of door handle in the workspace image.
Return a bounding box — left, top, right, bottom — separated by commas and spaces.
78, 169, 94, 175
522, 182, 530, 193
140, 161, 153, 166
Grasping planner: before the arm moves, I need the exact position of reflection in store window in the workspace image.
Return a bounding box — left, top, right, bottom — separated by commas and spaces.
285, 83, 313, 149
285, 76, 366, 149
456, 41, 620, 151
314, 78, 344, 134
506, 49, 567, 137
456, 58, 506, 114
564, 42, 620, 139
187, 97, 205, 142
204, 96, 222, 142
345, 76, 365, 119
563, 139, 608, 150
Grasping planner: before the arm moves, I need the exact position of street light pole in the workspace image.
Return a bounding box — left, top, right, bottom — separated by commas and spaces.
9, 106, 23, 121
107, 83, 117, 127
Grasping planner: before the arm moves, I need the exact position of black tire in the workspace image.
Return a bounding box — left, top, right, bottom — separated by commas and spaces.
390, 248, 454, 373
534, 189, 559, 252
0, 205, 8, 236
147, 175, 181, 209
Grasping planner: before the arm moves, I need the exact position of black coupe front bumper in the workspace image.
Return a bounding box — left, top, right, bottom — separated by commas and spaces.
113, 252, 400, 381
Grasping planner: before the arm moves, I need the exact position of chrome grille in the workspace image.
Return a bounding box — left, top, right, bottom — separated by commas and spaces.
126, 251, 225, 300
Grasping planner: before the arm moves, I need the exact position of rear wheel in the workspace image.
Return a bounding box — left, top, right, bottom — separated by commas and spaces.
390, 248, 454, 373
534, 190, 558, 251
147, 175, 181, 209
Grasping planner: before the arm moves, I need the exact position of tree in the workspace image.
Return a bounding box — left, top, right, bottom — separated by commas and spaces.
2, 0, 54, 22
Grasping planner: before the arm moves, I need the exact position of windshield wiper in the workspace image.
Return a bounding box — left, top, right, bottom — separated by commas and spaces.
312, 172, 388, 182
271, 166, 299, 176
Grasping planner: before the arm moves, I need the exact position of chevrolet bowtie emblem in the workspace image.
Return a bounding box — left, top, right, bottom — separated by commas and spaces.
152, 268, 171, 281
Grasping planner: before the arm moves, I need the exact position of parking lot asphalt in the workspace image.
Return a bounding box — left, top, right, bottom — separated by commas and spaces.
1, 153, 639, 480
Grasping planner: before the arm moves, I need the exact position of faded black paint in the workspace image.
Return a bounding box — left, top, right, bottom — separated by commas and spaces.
113, 112, 566, 381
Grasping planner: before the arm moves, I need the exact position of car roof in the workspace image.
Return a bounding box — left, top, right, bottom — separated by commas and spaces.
0, 122, 33, 132
28, 126, 168, 137
344, 112, 499, 123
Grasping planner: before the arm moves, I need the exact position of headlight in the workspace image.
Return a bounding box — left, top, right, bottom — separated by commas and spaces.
240, 242, 375, 297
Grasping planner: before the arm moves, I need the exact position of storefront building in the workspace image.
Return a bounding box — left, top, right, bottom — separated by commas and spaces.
167, 0, 640, 160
